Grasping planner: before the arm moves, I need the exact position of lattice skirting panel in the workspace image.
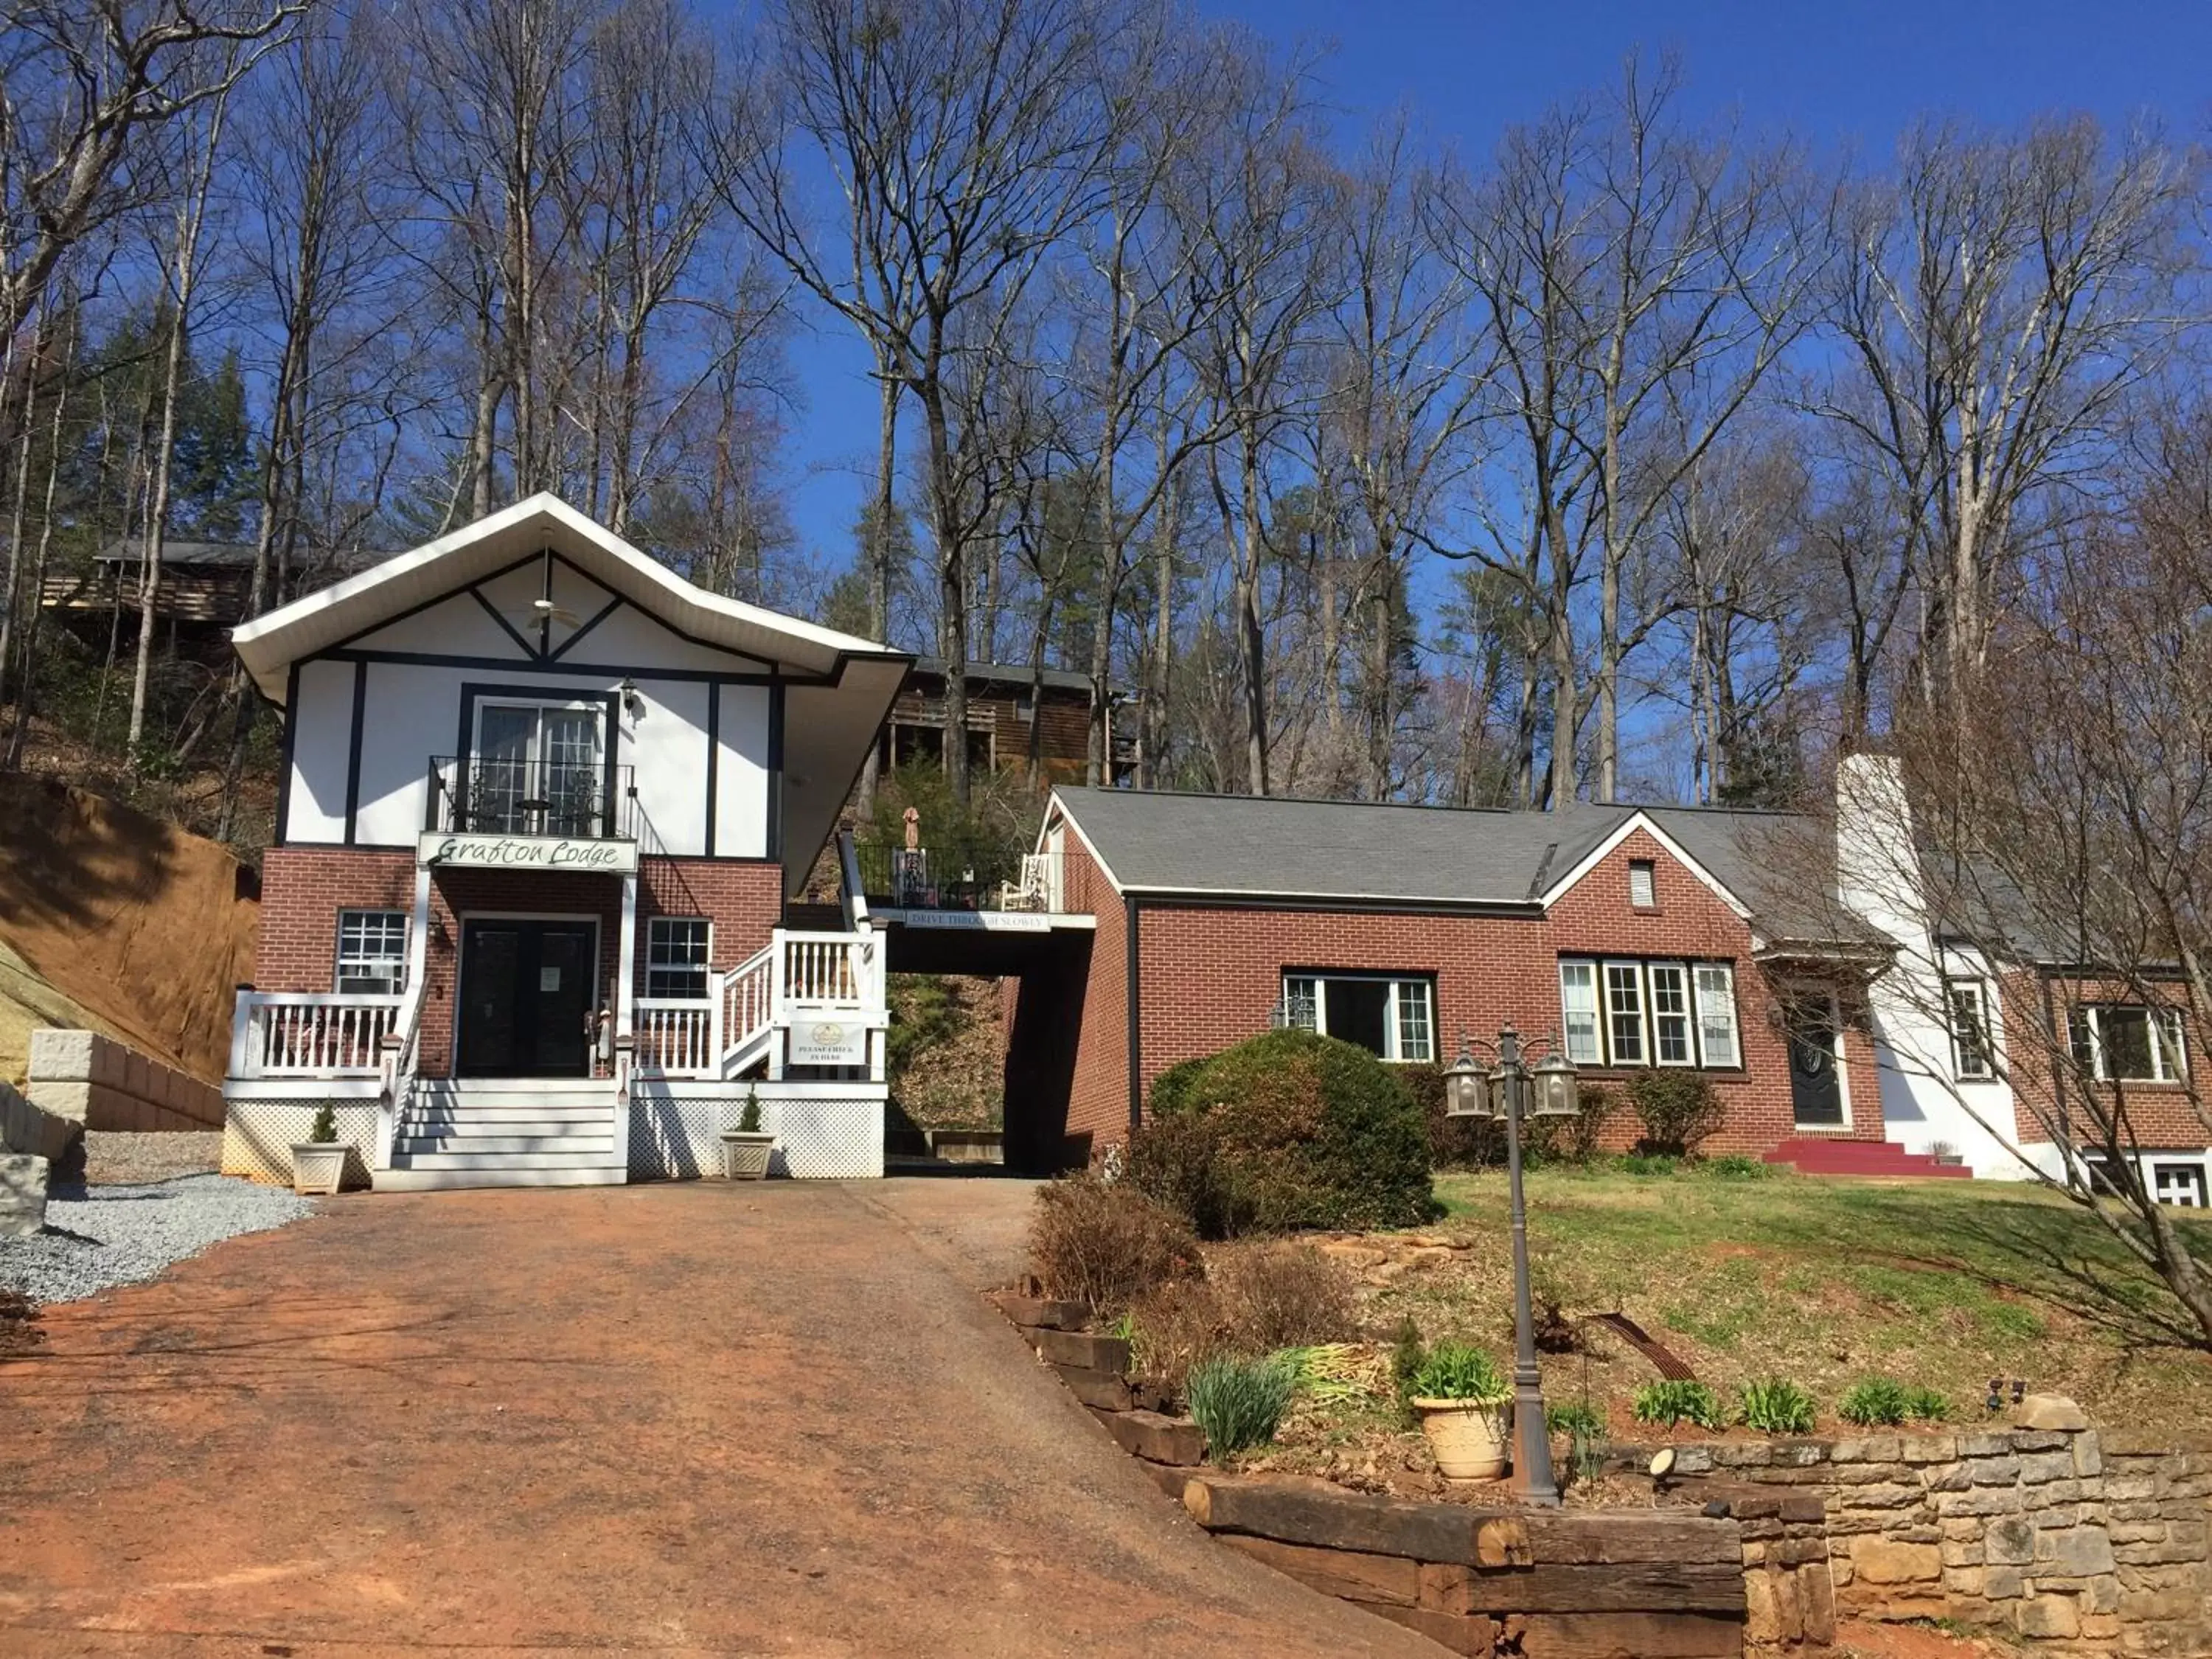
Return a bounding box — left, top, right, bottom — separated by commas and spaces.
629, 1084, 886, 1180
223, 1101, 379, 1189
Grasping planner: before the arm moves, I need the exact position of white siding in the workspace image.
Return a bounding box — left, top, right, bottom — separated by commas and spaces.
630, 680, 711, 853
346, 591, 532, 659
559, 602, 773, 676
285, 658, 355, 842
714, 684, 771, 858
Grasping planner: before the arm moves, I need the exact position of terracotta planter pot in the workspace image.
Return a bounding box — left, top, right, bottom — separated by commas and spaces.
720, 1131, 774, 1180
290, 1143, 347, 1197
1412, 1397, 1512, 1481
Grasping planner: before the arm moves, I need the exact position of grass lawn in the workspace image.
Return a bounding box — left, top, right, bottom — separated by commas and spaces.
1391, 1166, 2212, 1440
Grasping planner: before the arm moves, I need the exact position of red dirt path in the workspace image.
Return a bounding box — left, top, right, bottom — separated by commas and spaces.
0, 1178, 1436, 1658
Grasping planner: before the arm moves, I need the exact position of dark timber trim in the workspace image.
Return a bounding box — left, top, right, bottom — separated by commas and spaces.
274, 661, 302, 846
766, 682, 785, 863
703, 681, 721, 858
342, 660, 369, 844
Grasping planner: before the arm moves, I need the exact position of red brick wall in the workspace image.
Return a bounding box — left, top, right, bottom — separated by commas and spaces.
1999, 969, 2212, 1150
1062, 830, 1130, 1154
255, 847, 782, 1079
1060, 822, 1884, 1157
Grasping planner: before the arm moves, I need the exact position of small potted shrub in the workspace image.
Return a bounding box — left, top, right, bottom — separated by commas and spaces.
1409, 1341, 1513, 1481
720, 1087, 774, 1180
291, 1104, 347, 1196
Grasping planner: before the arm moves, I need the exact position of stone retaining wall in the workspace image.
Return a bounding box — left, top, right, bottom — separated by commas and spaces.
27, 1029, 222, 1131
991, 1291, 1749, 1656
1618, 1411, 2212, 1654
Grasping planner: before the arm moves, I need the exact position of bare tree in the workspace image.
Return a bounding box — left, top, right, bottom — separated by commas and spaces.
1815, 117, 2195, 712
0, 1, 303, 343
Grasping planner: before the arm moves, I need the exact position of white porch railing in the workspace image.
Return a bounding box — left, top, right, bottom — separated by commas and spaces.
636, 998, 718, 1075
373, 976, 428, 1170
231, 992, 403, 1078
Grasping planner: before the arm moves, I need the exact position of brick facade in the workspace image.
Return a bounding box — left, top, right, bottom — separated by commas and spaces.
1062, 824, 1884, 1157
1995, 968, 2212, 1151
255, 846, 782, 1079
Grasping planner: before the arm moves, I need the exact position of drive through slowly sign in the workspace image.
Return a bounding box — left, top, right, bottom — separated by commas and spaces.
419, 832, 640, 874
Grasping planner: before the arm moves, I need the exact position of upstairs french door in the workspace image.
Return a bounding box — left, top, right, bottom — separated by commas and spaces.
473, 701, 605, 836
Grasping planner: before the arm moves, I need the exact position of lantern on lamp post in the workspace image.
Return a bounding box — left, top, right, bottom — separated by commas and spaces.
1436, 1023, 1580, 1506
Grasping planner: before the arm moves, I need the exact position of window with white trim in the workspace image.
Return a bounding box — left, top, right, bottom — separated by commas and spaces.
2069, 1004, 2187, 1083
1647, 962, 1694, 1065
1628, 859, 1657, 908
1559, 958, 1742, 1070
647, 917, 711, 1000
2154, 1162, 2208, 1208
1559, 961, 1602, 1065
335, 910, 408, 995
1604, 961, 1646, 1065
1695, 963, 1740, 1068
1947, 979, 1994, 1079
1281, 973, 1435, 1062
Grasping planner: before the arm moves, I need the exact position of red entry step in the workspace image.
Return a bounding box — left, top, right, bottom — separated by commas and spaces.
1763, 1137, 1974, 1178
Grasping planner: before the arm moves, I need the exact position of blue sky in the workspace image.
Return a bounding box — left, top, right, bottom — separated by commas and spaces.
773, 0, 2212, 583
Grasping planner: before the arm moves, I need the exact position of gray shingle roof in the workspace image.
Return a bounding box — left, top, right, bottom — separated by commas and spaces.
1051, 787, 1812, 919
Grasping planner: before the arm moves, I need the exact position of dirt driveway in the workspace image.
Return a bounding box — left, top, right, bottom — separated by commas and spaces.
0, 1178, 1435, 1658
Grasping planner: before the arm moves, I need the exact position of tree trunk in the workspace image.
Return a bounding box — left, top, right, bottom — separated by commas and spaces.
1235, 428, 1269, 796
858, 368, 900, 816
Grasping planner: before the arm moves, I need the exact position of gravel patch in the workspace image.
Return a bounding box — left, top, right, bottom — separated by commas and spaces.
84, 1130, 223, 1186
0, 1174, 316, 1305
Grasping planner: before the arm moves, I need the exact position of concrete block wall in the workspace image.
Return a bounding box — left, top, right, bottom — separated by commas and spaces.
0, 1079, 83, 1166
27, 1029, 223, 1131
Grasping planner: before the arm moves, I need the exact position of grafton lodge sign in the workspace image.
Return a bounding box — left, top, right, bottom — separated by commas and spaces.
417, 831, 640, 874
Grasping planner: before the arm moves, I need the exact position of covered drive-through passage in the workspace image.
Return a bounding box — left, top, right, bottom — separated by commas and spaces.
870, 907, 1095, 1175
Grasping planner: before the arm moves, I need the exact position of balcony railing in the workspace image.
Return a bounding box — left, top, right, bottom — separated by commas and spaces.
849, 842, 1068, 913
428, 755, 633, 840
231, 991, 404, 1078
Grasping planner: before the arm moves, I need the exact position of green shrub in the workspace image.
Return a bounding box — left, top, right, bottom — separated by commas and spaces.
1026, 1176, 1200, 1314
1837, 1377, 1913, 1427
1556, 1084, 1616, 1164
737, 1086, 762, 1135
1125, 1029, 1436, 1237
1615, 1152, 1680, 1178
1736, 1377, 1818, 1435
1632, 1379, 1725, 1431
1187, 1353, 1298, 1457
307, 1102, 338, 1144
1625, 1070, 1727, 1158
1546, 1400, 1604, 1439
1147, 1057, 1209, 1120
1903, 1385, 1951, 1423
1408, 1341, 1510, 1405
1700, 1153, 1770, 1180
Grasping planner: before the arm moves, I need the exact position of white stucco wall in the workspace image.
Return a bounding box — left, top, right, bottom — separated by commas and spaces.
282, 608, 775, 856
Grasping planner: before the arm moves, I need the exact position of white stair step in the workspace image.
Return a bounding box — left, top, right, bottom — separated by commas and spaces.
400, 1119, 612, 1139
394, 1134, 613, 1155
389, 1150, 623, 1171
374, 1166, 627, 1192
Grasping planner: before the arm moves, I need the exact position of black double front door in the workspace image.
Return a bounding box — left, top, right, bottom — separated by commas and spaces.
457, 919, 597, 1077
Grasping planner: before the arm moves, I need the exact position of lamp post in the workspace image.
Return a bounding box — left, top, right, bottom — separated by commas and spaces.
1442, 1023, 1580, 1507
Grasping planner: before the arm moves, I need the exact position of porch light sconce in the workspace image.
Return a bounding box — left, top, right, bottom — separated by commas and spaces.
1531, 1037, 1581, 1119
618, 677, 646, 722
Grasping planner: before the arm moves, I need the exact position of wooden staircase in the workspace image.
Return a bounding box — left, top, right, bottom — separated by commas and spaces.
376, 1078, 626, 1191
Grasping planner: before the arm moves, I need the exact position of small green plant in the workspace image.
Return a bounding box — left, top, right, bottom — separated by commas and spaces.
1700, 1154, 1770, 1180
1736, 1377, 1818, 1435
1390, 1315, 1427, 1409
307, 1102, 338, 1144
1632, 1379, 1725, 1431
1546, 1400, 1604, 1439
1186, 1352, 1299, 1457
738, 1086, 763, 1135
1625, 1069, 1727, 1158
1615, 1152, 1680, 1178
1408, 1342, 1511, 1405
1837, 1377, 1914, 1427
1903, 1385, 1951, 1423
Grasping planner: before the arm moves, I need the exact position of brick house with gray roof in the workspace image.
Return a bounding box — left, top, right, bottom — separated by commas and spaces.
1037, 786, 1898, 1168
